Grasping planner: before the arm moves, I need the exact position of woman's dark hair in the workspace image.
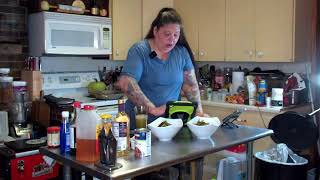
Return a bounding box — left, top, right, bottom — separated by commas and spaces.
145, 8, 199, 81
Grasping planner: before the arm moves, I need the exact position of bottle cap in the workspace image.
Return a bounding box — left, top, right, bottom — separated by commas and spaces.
83, 105, 94, 110
118, 99, 126, 104
0, 76, 13, 82
62, 111, 69, 118
0, 68, 10, 75
73, 101, 81, 108
12, 81, 27, 87
47, 126, 60, 132
100, 114, 112, 119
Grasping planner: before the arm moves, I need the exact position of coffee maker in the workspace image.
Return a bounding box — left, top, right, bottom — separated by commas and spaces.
9, 81, 33, 138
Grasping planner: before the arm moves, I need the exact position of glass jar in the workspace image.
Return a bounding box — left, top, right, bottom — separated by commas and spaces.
0, 76, 13, 105
47, 126, 60, 148
224, 67, 233, 91
214, 69, 224, 90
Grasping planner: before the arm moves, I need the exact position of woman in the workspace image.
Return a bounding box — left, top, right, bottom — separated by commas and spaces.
116, 7, 207, 129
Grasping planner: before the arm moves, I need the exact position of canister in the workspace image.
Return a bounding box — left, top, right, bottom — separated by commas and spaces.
134, 128, 151, 158
271, 88, 283, 107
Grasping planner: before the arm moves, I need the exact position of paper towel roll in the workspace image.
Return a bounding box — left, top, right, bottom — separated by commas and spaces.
231, 71, 244, 94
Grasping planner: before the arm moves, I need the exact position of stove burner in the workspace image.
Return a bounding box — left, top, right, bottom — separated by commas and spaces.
25, 139, 46, 145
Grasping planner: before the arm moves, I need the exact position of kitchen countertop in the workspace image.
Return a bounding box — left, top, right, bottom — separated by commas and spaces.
202, 100, 311, 114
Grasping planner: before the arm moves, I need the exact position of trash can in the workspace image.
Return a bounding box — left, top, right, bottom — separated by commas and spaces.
254, 144, 308, 180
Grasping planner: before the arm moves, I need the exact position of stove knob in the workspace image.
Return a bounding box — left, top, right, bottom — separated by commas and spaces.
17, 160, 24, 172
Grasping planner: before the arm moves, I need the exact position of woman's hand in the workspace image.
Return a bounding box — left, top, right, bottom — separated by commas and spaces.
196, 112, 210, 117
148, 105, 166, 116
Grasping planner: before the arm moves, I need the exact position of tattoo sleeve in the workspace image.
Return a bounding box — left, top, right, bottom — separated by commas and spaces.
181, 69, 203, 113
116, 75, 155, 111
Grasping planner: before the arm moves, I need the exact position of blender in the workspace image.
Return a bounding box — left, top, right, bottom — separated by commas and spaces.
9, 81, 33, 138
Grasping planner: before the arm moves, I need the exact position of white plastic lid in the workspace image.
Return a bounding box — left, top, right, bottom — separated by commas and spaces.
0, 68, 10, 75
12, 81, 27, 87
62, 111, 69, 118
0, 76, 13, 82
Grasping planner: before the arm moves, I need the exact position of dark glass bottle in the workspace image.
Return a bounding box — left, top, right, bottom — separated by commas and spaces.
91, 0, 99, 15
99, 127, 117, 166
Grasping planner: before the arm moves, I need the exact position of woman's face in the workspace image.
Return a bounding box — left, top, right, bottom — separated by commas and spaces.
153, 23, 180, 53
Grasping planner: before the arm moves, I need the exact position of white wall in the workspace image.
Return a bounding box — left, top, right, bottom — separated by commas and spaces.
40, 56, 308, 74
197, 61, 310, 74
40, 56, 124, 72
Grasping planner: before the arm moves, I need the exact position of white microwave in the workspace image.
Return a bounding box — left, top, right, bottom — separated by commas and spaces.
28, 12, 112, 56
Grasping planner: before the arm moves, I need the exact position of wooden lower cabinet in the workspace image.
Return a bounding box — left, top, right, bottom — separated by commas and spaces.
203, 105, 276, 152
201, 104, 311, 179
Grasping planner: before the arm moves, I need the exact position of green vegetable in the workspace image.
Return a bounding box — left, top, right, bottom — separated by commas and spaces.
158, 121, 171, 127
194, 120, 209, 126
87, 79, 106, 94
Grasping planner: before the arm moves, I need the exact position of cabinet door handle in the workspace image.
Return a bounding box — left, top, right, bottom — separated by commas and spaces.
246, 50, 254, 57
256, 51, 264, 57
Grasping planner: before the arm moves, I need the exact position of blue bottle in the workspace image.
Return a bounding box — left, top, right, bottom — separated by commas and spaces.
60, 111, 70, 153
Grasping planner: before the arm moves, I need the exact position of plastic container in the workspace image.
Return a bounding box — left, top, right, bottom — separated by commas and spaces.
216, 156, 247, 180
76, 105, 101, 162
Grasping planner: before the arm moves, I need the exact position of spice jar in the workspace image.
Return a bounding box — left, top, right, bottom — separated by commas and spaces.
224, 67, 233, 91
47, 126, 60, 148
12, 81, 28, 102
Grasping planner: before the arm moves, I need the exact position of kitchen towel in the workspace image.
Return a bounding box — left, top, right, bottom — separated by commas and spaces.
231, 71, 244, 94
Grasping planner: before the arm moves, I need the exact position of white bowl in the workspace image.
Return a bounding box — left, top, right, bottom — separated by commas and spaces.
148, 117, 183, 141
187, 116, 221, 139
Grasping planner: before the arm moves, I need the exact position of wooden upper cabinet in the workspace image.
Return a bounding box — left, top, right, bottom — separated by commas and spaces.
226, 0, 255, 61
255, 0, 294, 62
174, 0, 199, 60
226, 0, 312, 62
175, 0, 312, 62
142, 0, 173, 38
111, 0, 142, 60
198, 0, 225, 61
174, 0, 225, 61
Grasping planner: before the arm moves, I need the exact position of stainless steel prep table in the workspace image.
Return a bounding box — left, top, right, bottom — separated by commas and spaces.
40, 125, 273, 180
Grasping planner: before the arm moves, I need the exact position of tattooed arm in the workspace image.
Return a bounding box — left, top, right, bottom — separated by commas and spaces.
181, 69, 205, 115
116, 75, 166, 116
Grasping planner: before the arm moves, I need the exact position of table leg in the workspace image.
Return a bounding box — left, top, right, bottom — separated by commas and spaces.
246, 141, 253, 180
71, 168, 82, 180
63, 165, 71, 180
193, 157, 204, 180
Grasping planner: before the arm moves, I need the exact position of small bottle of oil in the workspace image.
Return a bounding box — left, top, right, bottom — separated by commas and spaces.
113, 99, 130, 157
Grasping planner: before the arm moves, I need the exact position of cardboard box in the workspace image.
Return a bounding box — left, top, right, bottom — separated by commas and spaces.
21, 70, 42, 101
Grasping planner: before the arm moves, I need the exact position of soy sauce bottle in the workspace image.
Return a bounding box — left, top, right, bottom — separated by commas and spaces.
99, 127, 117, 166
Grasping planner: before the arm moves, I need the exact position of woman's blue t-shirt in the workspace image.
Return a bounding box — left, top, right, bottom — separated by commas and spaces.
122, 39, 193, 129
